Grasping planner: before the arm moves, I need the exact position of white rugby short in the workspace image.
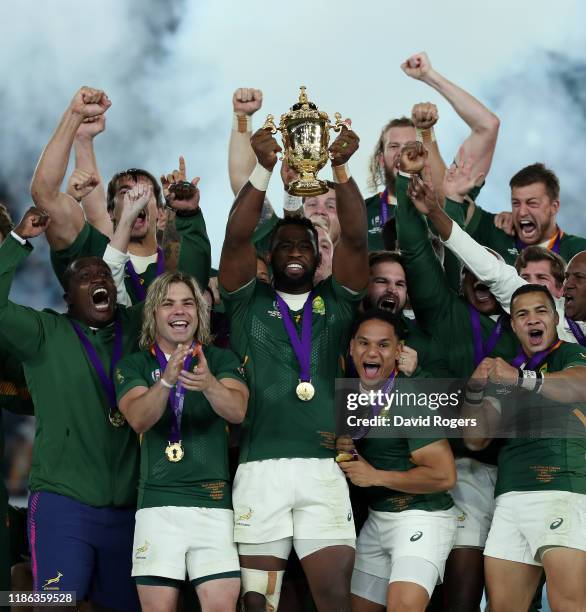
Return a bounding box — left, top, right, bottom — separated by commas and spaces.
352, 507, 457, 601
132, 506, 239, 584
233, 458, 356, 544
484, 490, 586, 566
451, 457, 497, 548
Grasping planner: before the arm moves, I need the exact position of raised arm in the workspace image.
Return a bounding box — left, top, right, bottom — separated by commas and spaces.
229, 88, 263, 195
72, 115, 112, 237
329, 128, 369, 292
402, 52, 499, 180
0, 208, 52, 360
30, 87, 111, 250
219, 128, 281, 292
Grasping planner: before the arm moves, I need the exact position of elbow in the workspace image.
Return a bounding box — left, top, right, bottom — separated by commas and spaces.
30, 179, 57, 208
229, 398, 248, 425
443, 464, 457, 490
475, 112, 500, 136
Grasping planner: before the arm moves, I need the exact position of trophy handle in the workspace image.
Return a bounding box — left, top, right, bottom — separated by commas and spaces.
328, 112, 350, 133
262, 114, 279, 134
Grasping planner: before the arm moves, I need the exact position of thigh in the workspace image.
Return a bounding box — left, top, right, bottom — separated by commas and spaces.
484, 556, 542, 612
233, 460, 294, 544
442, 547, 486, 611
187, 508, 240, 586
293, 459, 355, 541
91, 506, 139, 612
28, 492, 94, 597
196, 577, 240, 611
542, 547, 586, 610
386, 579, 429, 612
137, 584, 180, 612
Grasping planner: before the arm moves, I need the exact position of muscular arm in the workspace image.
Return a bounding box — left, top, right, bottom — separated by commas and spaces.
202, 377, 248, 424
118, 382, 170, 435
375, 439, 456, 493
31, 87, 110, 250
74, 126, 112, 237
541, 365, 586, 403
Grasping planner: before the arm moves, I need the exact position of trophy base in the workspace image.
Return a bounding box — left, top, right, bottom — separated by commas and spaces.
288, 178, 329, 197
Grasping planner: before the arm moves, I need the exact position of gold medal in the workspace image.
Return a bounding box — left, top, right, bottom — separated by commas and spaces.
335, 452, 355, 463
296, 381, 315, 401
109, 410, 126, 428
165, 441, 184, 462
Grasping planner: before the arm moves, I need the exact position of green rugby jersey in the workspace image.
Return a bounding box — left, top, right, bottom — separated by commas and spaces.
444, 198, 586, 266
50, 212, 211, 301
357, 373, 454, 513
114, 346, 245, 510
0, 235, 142, 508
221, 277, 363, 462
495, 342, 586, 497
395, 174, 519, 379
365, 192, 395, 252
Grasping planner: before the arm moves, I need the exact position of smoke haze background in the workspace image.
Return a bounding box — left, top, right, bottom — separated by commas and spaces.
1, 0, 585, 309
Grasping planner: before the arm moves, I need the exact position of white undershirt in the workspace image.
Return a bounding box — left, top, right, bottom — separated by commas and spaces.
276, 290, 311, 311
128, 252, 158, 274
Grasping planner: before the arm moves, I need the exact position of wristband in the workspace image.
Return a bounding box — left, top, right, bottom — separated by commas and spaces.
173, 207, 202, 218
232, 113, 252, 133
464, 387, 484, 405
332, 163, 351, 184
160, 378, 173, 389
398, 170, 415, 179
10, 231, 26, 245
283, 193, 303, 213
517, 369, 544, 393
416, 127, 436, 145
249, 163, 272, 192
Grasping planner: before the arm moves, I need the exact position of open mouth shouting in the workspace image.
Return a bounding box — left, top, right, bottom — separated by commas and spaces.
377, 294, 397, 313
473, 282, 493, 303
91, 286, 111, 312
362, 360, 382, 381
527, 327, 545, 347
517, 219, 538, 242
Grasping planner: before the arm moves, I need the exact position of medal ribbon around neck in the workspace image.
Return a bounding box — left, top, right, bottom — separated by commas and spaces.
566, 317, 586, 346
69, 315, 124, 424
468, 304, 507, 367
125, 246, 165, 301
275, 291, 314, 393
379, 189, 391, 227
154, 341, 198, 445
515, 227, 563, 255
355, 367, 399, 441
510, 338, 562, 370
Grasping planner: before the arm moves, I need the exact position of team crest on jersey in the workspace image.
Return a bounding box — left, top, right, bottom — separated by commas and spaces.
312, 296, 326, 315
267, 302, 282, 319
151, 369, 162, 382
508, 247, 519, 256
368, 218, 382, 234
115, 368, 125, 384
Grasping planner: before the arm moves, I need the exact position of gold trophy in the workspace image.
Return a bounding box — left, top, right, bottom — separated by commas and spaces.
262, 86, 347, 196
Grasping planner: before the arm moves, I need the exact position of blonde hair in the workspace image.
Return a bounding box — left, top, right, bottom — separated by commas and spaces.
139, 272, 211, 349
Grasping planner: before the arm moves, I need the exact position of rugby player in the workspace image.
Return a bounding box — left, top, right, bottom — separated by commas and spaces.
115, 272, 248, 612
337, 310, 457, 611
219, 122, 368, 611
462, 284, 586, 611
0, 207, 143, 611
30, 86, 210, 302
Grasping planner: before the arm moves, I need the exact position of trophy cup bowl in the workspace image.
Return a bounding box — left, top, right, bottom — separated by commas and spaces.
263, 86, 347, 197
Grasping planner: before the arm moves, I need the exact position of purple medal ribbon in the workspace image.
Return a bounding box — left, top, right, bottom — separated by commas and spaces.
515, 228, 563, 255
68, 316, 123, 415
275, 291, 314, 385
566, 317, 586, 347
154, 342, 195, 444
468, 304, 506, 367
125, 246, 165, 301
379, 189, 389, 227
353, 368, 398, 443
510, 339, 562, 370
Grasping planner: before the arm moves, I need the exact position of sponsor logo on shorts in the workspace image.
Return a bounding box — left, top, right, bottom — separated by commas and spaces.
135, 540, 150, 560
410, 531, 423, 542
43, 571, 63, 590
236, 508, 253, 526
549, 517, 564, 530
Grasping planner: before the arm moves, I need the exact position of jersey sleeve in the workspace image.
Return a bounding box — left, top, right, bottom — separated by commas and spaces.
0, 236, 50, 360
114, 353, 150, 402
395, 173, 455, 333
207, 346, 247, 385
50, 222, 110, 287
176, 211, 211, 291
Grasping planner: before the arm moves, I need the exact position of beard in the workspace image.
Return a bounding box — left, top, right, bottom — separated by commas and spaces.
384, 166, 396, 193
272, 264, 317, 291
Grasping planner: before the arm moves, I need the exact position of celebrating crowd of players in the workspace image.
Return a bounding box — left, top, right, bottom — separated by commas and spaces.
0, 51, 584, 612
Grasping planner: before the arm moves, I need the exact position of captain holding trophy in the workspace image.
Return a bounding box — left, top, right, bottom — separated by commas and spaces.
219, 86, 369, 611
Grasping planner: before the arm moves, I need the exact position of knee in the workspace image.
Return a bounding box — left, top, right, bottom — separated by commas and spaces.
548, 592, 585, 612
312, 580, 351, 607
387, 590, 428, 612
242, 591, 268, 612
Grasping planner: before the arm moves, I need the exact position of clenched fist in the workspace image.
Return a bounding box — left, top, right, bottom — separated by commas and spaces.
233, 88, 263, 116
75, 115, 106, 140
251, 128, 282, 171
67, 169, 99, 202
329, 124, 359, 167
69, 86, 111, 119
13, 207, 51, 240
411, 102, 438, 130
401, 52, 433, 81
398, 141, 427, 174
